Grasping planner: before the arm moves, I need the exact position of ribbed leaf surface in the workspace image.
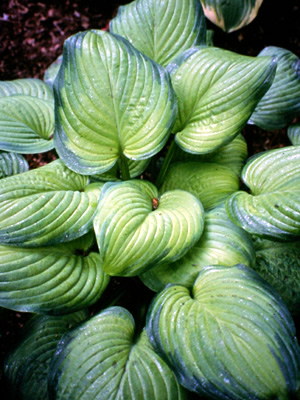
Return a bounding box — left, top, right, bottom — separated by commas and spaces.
159, 161, 240, 210
4, 311, 87, 400
200, 0, 264, 32
226, 146, 300, 240
0, 160, 103, 246
0, 151, 28, 178
168, 46, 276, 154
48, 307, 186, 400
54, 30, 177, 175
0, 78, 54, 101
249, 46, 300, 130
140, 204, 255, 291
110, 0, 206, 67
0, 243, 110, 314
93, 180, 205, 276
146, 265, 300, 399
288, 123, 300, 145
0, 95, 54, 153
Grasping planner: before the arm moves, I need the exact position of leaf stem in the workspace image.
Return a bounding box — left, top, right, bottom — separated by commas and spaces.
119, 154, 131, 181
155, 138, 176, 188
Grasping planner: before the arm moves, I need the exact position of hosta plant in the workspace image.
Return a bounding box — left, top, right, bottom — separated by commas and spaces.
1, 0, 300, 399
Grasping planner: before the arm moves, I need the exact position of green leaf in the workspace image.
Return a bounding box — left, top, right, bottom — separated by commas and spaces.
140, 204, 255, 291
4, 311, 87, 400
54, 30, 177, 175
44, 55, 63, 89
91, 158, 151, 182
0, 240, 110, 314
168, 46, 276, 154
146, 264, 300, 399
110, 0, 206, 67
0, 151, 28, 178
48, 307, 187, 400
200, 0, 264, 32
226, 146, 300, 240
288, 123, 300, 145
172, 133, 248, 176
159, 161, 240, 210
93, 180, 205, 276
248, 46, 300, 130
0, 160, 103, 246
0, 95, 54, 153
0, 78, 54, 101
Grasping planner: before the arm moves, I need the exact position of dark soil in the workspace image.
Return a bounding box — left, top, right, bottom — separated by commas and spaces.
0, 0, 299, 397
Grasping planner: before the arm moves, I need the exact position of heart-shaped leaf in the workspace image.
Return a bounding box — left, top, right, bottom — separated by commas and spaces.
159, 161, 240, 210
48, 307, 187, 400
146, 264, 300, 399
168, 46, 276, 154
248, 46, 300, 130
0, 151, 28, 179
140, 204, 255, 291
0, 78, 54, 101
93, 180, 205, 276
54, 30, 177, 175
226, 145, 300, 240
4, 311, 88, 400
0, 95, 54, 153
110, 0, 206, 67
0, 160, 103, 246
0, 236, 110, 314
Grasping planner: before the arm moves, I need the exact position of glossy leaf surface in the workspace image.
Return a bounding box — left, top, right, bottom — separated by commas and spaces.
48, 307, 186, 400
0, 160, 103, 246
168, 46, 276, 154
146, 264, 300, 399
54, 30, 177, 175
94, 180, 205, 276
110, 0, 206, 67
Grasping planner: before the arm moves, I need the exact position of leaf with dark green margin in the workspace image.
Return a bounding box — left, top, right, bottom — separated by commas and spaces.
226, 145, 300, 240
140, 204, 255, 291
288, 123, 300, 145
93, 180, 205, 276
172, 133, 248, 176
146, 264, 300, 399
0, 160, 103, 247
168, 46, 276, 154
0, 151, 28, 179
0, 234, 110, 314
249, 46, 300, 130
159, 161, 240, 210
200, 0, 264, 32
54, 30, 177, 175
4, 310, 88, 400
110, 0, 206, 67
48, 307, 187, 400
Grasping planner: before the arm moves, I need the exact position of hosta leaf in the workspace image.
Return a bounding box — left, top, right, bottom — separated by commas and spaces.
168, 46, 276, 154
48, 307, 187, 400
140, 204, 255, 291
93, 180, 205, 276
172, 133, 248, 176
0, 241, 110, 314
0, 78, 54, 101
44, 55, 63, 89
54, 30, 177, 175
159, 161, 240, 210
200, 0, 264, 32
91, 158, 151, 182
4, 311, 87, 400
146, 264, 300, 399
249, 47, 300, 130
288, 123, 300, 145
252, 240, 300, 316
0, 151, 28, 178
0, 160, 103, 247
0, 95, 54, 153
110, 0, 206, 67
226, 146, 300, 240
